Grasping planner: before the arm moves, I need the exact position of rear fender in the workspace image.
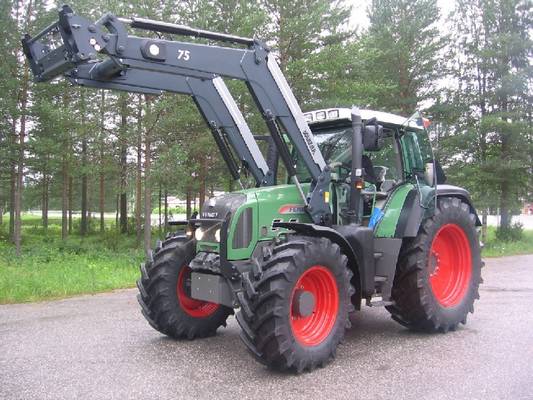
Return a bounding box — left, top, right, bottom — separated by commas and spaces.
435, 185, 482, 226
399, 185, 481, 239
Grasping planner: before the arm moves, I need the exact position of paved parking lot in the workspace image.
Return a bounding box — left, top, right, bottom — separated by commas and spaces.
1, 255, 532, 400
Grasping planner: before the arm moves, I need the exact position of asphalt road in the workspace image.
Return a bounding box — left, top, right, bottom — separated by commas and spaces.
1, 255, 532, 400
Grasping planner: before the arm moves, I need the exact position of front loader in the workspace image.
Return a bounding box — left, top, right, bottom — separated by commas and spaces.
24, 6, 483, 373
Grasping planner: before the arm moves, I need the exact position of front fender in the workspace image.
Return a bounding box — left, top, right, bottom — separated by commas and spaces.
273, 222, 376, 308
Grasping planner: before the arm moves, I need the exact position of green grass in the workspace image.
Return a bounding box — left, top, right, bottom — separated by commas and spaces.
482, 227, 533, 258
0, 216, 144, 304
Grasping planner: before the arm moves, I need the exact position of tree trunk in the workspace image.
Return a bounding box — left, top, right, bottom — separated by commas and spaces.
14, 69, 30, 256
68, 175, 73, 234
99, 173, 105, 232
119, 172, 128, 232
87, 179, 91, 233
499, 89, 511, 230
80, 90, 88, 237
143, 123, 152, 257
42, 173, 48, 231
99, 90, 106, 233
13, 0, 34, 256
135, 95, 143, 243
186, 188, 191, 219
158, 184, 162, 233
164, 189, 168, 232
62, 159, 68, 240
115, 193, 119, 229
481, 209, 487, 244
499, 181, 511, 229
119, 94, 129, 234
9, 159, 15, 239
80, 171, 88, 236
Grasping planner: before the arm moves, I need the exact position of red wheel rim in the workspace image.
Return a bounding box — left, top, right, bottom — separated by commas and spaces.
177, 266, 219, 317
290, 266, 339, 346
428, 224, 472, 307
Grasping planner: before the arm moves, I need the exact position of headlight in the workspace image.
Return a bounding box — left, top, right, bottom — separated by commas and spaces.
214, 229, 221, 242
194, 228, 204, 241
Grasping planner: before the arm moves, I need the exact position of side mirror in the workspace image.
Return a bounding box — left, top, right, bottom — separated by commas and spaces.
424, 162, 435, 186
363, 124, 384, 151
435, 158, 447, 184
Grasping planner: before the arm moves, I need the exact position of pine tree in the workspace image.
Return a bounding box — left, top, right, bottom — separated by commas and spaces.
443, 0, 532, 230
363, 0, 445, 114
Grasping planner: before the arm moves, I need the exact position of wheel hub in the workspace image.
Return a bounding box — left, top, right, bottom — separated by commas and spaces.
292, 290, 316, 318
428, 224, 472, 307
289, 265, 339, 346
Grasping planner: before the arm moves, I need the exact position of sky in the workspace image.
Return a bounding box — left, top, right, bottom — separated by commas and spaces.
346, 0, 456, 30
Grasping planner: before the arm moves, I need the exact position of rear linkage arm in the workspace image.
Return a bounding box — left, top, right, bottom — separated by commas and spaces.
22, 5, 332, 223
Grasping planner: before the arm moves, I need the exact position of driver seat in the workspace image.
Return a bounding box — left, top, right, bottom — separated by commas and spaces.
362, 155, 377, 184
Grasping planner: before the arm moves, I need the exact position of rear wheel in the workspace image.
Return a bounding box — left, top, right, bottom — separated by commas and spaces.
236, 236, 354, 373
137, 236, 232, 339
386, 197, 483, 332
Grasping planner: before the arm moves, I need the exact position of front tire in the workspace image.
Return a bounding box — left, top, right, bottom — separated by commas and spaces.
137, 236, 232, 339
386, 197, 483, 332
236, 236, 354, 372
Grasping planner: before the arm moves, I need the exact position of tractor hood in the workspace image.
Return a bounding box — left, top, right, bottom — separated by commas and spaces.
197, 184, 312, 260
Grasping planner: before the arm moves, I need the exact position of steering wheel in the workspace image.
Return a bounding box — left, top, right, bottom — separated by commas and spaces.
329, 161, 351, 174
328, 162, 352, 184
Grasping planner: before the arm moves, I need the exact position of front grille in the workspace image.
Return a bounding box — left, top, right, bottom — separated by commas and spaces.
232, 207, 253, 249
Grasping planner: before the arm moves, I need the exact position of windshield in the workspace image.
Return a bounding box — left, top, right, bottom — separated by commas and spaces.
312, 127, 353, 164
294, 125, 402, 184
294, 127, 352, 181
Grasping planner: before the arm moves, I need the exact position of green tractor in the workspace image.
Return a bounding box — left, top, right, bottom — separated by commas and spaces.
138, 108, 482, 372
24, 6, 482, 373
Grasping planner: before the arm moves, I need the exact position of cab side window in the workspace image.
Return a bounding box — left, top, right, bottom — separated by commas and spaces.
400, 130, 434, 185
366, 134, 402, 184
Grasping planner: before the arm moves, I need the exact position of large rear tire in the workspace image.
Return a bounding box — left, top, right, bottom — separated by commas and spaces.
236, 236, 354, 373
137, 235, 232, 339
386, 197, 483, 332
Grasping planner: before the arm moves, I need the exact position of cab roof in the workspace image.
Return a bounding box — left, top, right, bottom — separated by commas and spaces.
304, 108, 424, 130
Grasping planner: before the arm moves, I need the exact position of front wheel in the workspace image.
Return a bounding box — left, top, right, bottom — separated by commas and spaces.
386, 197, 483, 332
236, 236, 354, 373
137, 236, 232, 339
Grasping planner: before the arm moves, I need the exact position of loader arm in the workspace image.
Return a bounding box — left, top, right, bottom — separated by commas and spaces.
22, 5, 331, 223
71, 64, 272, 187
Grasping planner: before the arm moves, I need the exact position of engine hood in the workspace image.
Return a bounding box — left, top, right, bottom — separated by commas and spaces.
197, 184, 313, 260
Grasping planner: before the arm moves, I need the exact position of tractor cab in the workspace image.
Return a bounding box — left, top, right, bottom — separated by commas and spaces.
302, 108, 436, 227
